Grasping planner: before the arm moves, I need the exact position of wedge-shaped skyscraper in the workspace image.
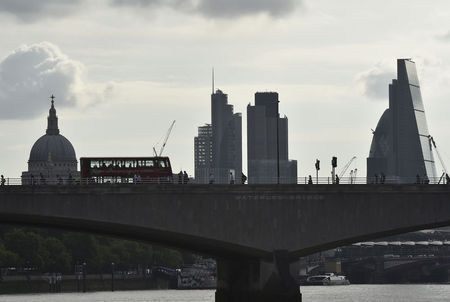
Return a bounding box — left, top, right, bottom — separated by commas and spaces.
367, 59, 436, 182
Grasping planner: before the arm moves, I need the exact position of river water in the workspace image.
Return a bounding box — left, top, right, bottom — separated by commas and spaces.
0, 285, 449, 302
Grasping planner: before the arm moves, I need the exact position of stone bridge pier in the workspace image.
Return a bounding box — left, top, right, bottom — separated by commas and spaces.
216, 251, 301, 302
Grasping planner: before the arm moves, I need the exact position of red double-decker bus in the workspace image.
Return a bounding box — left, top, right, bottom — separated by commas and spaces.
80, 156, 173, 184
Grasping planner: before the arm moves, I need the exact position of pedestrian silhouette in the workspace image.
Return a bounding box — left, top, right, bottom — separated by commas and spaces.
178, 171, 183, 184
229, 172, 235, 184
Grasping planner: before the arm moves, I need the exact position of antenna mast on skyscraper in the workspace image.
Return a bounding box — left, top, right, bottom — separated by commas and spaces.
212, 67, 215, 94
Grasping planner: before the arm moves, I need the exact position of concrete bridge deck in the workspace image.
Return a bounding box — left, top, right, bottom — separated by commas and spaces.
0, 184, 449, 301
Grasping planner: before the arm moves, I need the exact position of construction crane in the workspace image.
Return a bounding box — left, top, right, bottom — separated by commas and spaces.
428, 136, 448, 183
339, 156, 357, 178
153, 120, 176, 157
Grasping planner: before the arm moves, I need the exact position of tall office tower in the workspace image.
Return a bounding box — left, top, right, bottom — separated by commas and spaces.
194, 124, 213, 184
247, 92, 297, 184
210, 89, 242, 183
367, 59, 437, 183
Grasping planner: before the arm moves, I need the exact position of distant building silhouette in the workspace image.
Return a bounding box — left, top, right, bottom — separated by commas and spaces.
194, 124, 213, 184
194, 89, 242, 184
247, 92, 297, 184
367, 59, 437, 183
22, 96, 79, 184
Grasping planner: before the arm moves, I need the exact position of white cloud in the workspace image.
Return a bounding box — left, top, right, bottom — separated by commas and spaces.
357, 62, 396, 100
0, 42, 99, 120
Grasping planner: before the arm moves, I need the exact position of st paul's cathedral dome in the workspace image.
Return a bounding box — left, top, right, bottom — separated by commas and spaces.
22, 96, 79, 184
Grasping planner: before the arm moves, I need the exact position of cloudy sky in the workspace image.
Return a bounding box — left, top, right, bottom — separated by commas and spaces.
1, 0, 450, 179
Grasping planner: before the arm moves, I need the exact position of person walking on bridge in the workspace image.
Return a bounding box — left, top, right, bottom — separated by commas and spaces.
229, 172, 235, 184
178, 171, 183, 184
0, 175, 5, 186
183, 171, 189, 184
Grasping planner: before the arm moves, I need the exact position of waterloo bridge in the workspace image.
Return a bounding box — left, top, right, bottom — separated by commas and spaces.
0, 183, 449, 302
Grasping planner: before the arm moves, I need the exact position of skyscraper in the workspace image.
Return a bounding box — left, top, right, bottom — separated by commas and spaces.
367, 59, 437, 182
194, 89, 242, 184
247, 92, 297, 184
194, 124, 213, 184
211, 89, 242, 183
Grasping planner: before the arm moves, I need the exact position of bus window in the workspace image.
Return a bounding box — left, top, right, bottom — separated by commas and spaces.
145, 160, 154, 167
114, 160, 123, 168
125, 160, 135, 168
157, 160, 167, 168
90, 160, 99, 168
103, 160, 113, 168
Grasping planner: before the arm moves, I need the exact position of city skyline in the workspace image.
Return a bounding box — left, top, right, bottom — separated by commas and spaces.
1, 1, 450, 178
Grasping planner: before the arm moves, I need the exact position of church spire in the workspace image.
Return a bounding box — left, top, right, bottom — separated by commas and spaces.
46, 94, 60, 135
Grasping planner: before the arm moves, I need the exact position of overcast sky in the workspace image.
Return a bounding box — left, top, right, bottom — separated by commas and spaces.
1, 0, 450, 179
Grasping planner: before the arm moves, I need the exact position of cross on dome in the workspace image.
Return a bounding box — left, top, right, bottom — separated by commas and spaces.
46, 94, 60, 135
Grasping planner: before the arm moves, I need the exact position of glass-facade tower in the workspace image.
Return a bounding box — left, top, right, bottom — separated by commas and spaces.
194, 89, 242, 184
367, 59, 437, 182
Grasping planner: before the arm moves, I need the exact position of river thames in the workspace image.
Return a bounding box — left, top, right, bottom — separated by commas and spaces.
0, 285, 449, 302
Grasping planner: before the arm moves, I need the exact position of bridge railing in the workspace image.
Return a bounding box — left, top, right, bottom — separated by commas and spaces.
296, 176, 448, 185
0, 176, 448, 186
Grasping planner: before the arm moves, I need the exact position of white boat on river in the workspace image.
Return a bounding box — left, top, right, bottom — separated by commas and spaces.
306, 273, 350, 285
